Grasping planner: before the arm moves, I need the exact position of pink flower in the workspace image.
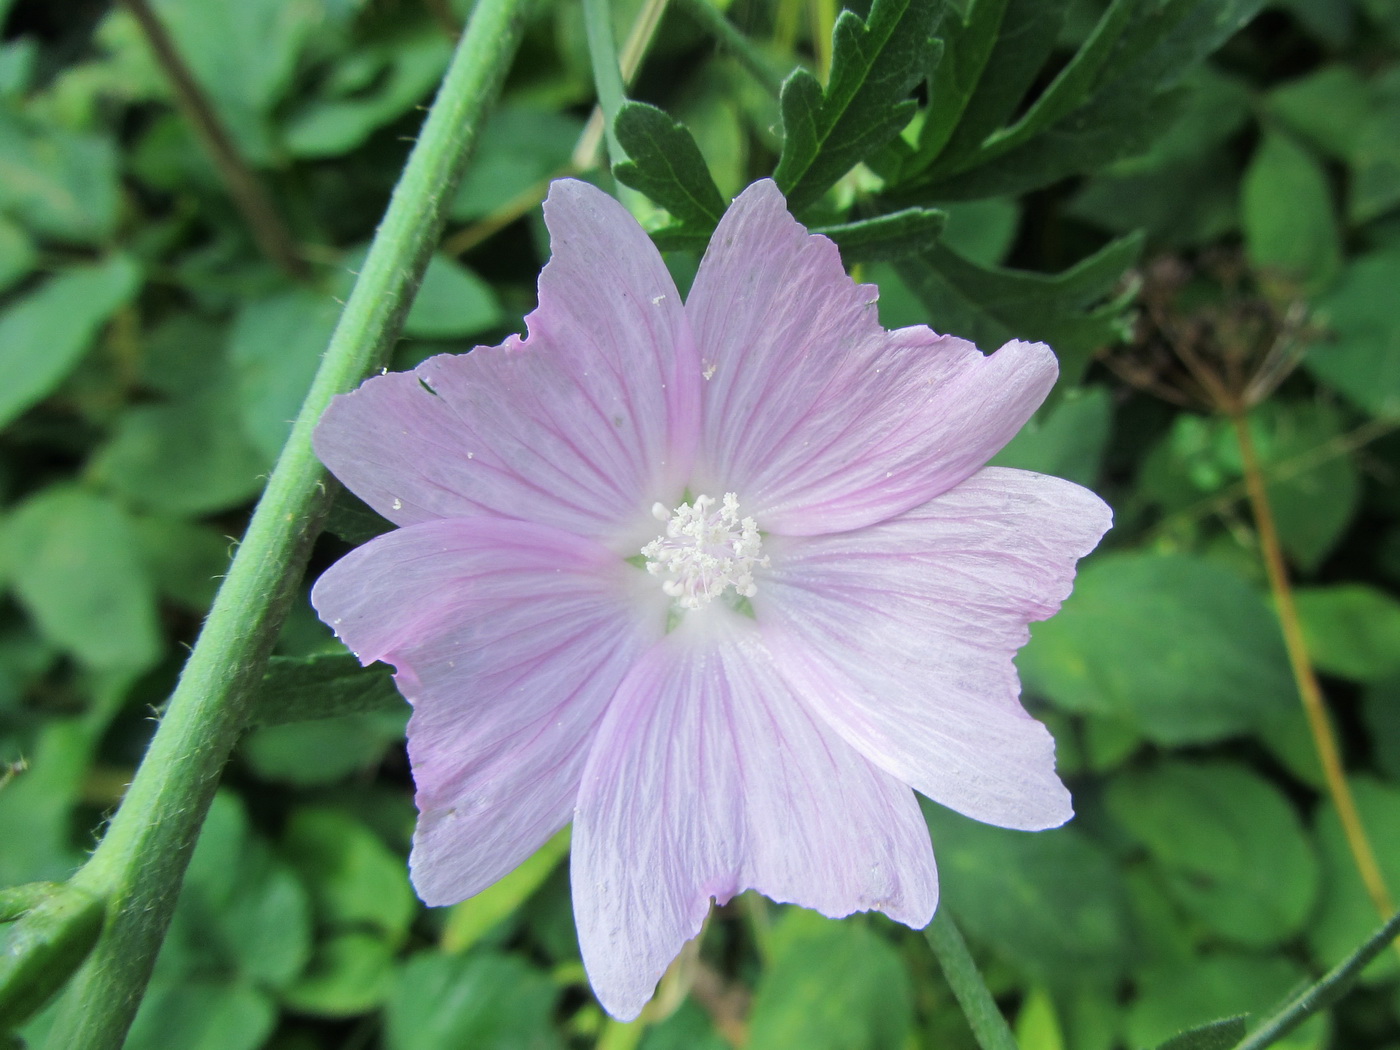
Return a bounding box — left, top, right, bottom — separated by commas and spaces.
311, 179, 1111, 1019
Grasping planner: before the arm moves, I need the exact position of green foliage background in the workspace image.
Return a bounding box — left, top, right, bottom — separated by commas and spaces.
2, 0, 1400, 1047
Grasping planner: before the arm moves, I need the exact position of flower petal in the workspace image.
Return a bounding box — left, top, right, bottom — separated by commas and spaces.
312, 517, 666, 904
685, 179, 1057, 534
572, 615, 937, 1020
760, 467, 1111, 830
314, 179, 701, 543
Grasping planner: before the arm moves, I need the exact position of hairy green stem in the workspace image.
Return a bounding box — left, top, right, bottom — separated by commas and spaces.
925, 910, 1021, 1050
1237, 906, 1400, 1050
582, 0, 629, 166
38, 3, 529, 1045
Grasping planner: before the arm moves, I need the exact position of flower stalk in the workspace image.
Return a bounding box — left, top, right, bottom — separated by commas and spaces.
925, 910, 1021, 1050
34, 2, 529, 1045
1230, 409, 1398, 932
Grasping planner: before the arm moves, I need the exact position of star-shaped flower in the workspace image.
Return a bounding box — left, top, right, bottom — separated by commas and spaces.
311, 178, 1111, 1019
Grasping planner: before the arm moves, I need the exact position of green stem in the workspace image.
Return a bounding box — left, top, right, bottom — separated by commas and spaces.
1236, 906, 1400, 1050
582, 0, 629, 166
677, 0, 786, 97
38, 3, 529, 1046
925, 910, 1021, 1050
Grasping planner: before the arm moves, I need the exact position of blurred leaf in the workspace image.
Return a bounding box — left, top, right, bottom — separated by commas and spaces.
0, 255, 141, 429
937, 197, 1019, 266
1127, 953, 1323, 1050
402, 254, 504, 340
1349, 69, 1400, 224
449, 105, 584, 223
990, 385, 1112, 487
280, 930, 397, 1017
774, 0, 942, 213
145, 0, 323, 163
924, 807, 1132, 986
284, 32, 452, 157
228, 288, 341, 462
1105, 760, 1318, 946
131, 516, 233, 611
1362, 677, 1400, 783
613, 102, 725, 232
0, 113, 119, 242
813, 207, 946, 263
1019, 552, 1292, 745
1242, 131, 1341, 294
1308, 777, 1400, 983
893, 233, 1140, 386
1155, 1015, 1248, 1050
747, 909, 912, 1050
89, 384, 266, 515
1295, 585, 1400, 682
126, 978, 276, 1050
282, 807, 415, 939
323, 488, 395, 545
385, 950, 562, 1050
1307, 249, 1400, 419
0, 217, 35, 294
639, 1000, 728, 1050
1014, 987, 1065, 1050
441, 827, 569, 954
241, 710, 407, 785
1268, 65, 1371, 162
4, 487, 160, 671
158, 792, 313, 990
250, 652, 403, 725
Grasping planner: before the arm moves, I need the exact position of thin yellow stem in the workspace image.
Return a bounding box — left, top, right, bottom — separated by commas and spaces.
1231, 410, 1398, 933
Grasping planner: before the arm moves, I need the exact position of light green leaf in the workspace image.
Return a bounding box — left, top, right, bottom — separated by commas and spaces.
240, 710, 407, 785
0, 113, 119, 242
1242, 130, 1341, 294
89, 384, 266, 515
747, 909, 912, 1050
1105, 760, 1318, 946
441, 827, 569, 955
126, 979, 275, 1050
1307, 249, 1400, 418
4, 487, 160, 671
403, 253, 504, 340
228, 288, 341, 462
990, 385, 1112, 487
1295, 585, 1400, 682
282, 807, 415, 940
1156, 1016, 1248, 1050
0, 217, 35, 294
925, 806, 1132, 986
1019, 552, 1292, 744
280, 930, 397, 1017
449, 105, 584, 223
0, 255, 141, 429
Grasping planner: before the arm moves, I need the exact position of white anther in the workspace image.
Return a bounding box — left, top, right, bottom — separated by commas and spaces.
640, 493, 768, 610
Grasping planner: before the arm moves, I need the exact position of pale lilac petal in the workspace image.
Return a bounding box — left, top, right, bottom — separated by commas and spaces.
685, 179, 1057, 535
760, 468, 1111, 830
573, 616, 937, 1020
312, 517, 667, 904
314, 179, 701, 543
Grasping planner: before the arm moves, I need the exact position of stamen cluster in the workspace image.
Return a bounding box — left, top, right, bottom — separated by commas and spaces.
641, 493, 768, 610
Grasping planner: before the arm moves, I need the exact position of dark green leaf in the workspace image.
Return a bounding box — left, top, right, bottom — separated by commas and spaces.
242, 712, 408, 786
0, 255, 141, 429
774, 0, 943, 212
892, 233, 1140, 384
812, 207, 945, 263
612, 102, 725, 229
1155, 1016, 1248, 1050
324, 489, 396, 545
989, 384, 1112, 487
249, 652, 404, 725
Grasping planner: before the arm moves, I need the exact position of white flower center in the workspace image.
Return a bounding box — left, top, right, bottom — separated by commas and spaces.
640, 493, 768, 610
